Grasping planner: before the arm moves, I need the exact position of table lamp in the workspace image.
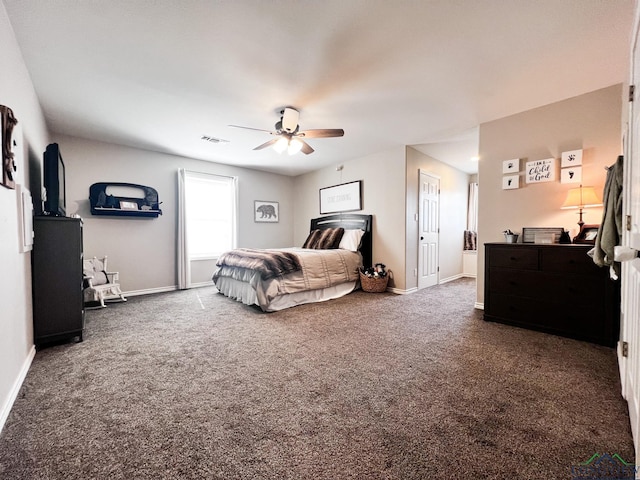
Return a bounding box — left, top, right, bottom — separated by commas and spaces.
561, 184, 602, 241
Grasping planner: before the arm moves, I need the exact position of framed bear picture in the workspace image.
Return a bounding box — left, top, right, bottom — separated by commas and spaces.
254, 200, 279, 223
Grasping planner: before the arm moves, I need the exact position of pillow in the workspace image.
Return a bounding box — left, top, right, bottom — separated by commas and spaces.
83, 269, 108, 286
83, 258, 109, 286
302, 227, 345, 249
339, 229, 365, 252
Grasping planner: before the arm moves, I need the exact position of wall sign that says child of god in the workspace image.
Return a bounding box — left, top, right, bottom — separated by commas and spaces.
525, 158, 556, 184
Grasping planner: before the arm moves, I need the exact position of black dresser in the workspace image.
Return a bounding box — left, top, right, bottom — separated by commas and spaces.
32, 216, 85, 348
484, 243, 620, 347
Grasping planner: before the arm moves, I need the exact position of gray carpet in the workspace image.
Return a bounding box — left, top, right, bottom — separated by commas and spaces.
0, 278, 634, 479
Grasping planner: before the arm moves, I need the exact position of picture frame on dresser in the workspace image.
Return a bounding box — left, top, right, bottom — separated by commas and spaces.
573, 224, 599, 244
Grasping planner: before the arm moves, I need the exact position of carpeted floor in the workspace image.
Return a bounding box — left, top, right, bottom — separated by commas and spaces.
0, 278, 634, 479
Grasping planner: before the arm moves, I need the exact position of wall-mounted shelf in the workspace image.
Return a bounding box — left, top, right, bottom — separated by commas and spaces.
89, 182, 162, 218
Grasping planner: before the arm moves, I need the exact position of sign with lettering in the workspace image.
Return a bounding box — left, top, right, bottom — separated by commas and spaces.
525, 158, 556, 184
319, 180, 362, 214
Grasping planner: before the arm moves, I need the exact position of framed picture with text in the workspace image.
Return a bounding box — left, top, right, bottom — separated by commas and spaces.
319, 180, 362, 214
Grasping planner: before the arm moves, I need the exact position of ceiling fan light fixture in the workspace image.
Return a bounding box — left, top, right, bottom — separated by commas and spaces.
288, 138, 303, 155
273, 137, 288, 153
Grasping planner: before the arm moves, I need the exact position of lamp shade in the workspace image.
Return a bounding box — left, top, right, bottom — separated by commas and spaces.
561, 185, 602, 209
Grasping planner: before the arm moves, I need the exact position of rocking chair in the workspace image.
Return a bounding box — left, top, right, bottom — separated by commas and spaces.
83, 256, 127, 308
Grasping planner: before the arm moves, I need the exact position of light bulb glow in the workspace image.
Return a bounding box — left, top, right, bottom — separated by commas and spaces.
288, 139, 303, 155
273, 137, 288, 153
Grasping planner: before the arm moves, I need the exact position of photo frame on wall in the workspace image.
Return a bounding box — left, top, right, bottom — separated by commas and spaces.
17, 184, 33, 253
561, 149, 583, 168
319, 180, 362, 214
502, 174, 519, 190
254, 200, 279, 223
560, 166, 582, 184
1, 105, 19, 190
502, 159, 520, 174
525, 158, 556, 184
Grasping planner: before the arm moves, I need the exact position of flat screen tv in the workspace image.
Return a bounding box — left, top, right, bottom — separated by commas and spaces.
43, 143, 66, 217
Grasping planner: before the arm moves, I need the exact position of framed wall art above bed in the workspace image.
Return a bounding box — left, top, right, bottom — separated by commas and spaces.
319, 181, 362, 214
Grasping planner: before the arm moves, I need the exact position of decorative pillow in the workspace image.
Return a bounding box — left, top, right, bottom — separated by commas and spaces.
339, 229, 365, 252
83, 258, 109, 286
302, 227, 345, 249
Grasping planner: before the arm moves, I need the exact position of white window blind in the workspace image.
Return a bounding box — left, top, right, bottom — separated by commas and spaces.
182, 171, 236, 260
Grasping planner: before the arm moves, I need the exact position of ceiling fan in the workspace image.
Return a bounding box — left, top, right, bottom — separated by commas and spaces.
229, 107, 344, 155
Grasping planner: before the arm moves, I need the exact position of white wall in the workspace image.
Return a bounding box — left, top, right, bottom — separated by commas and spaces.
477, 84, 624, 305
405, 147, 471, 289
0, 1, 50, 430
293, 147, 407, 290
58, 135, 295, 291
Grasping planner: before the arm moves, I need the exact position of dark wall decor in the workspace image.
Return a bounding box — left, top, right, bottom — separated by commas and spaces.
1, 105, 18, 190
319, 180, 362, 214
89, 182, 162, 218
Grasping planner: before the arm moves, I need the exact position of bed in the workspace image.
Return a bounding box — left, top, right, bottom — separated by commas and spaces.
212, 213, 373, 312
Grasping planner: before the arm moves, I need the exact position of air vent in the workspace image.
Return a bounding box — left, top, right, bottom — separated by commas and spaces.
201, 135, 229, 144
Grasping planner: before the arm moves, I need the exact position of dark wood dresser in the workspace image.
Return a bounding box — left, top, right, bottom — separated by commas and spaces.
484, 243, 620, 347
32, 216, 85, 348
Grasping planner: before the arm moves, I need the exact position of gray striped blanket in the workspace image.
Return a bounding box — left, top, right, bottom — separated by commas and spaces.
215, 248, 301, 280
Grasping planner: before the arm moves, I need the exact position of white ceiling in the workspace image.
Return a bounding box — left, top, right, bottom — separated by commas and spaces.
3, 0, 635, 176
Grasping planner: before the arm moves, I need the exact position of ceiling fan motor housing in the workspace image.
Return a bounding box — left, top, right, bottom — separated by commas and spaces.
281, 107, 299, 133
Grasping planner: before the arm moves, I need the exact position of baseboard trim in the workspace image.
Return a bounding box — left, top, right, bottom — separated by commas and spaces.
387, 287, 417, 295
475, 302, 484, 310
0, 345, 36, 434
124, 286, 178, 297
439, 274, 464, 284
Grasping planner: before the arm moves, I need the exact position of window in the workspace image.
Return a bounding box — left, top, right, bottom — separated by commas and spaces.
181, 171, 236, 260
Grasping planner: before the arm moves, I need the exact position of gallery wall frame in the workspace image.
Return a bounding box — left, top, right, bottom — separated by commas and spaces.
561, 149, 583, 168
502, 159, 520, 174
319, 180, 362, 214
561, 166, 582, 184
502, 174, 519, 190
17, 184, 33, 252
254, 200, 279, 223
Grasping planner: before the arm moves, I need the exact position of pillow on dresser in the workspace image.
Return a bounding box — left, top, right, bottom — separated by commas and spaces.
302, 227, 345, 249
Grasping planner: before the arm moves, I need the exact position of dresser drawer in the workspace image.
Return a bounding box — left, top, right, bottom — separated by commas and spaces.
489, 268, 603, 305
486, 293, 606, 342
483, 242, 620, 347
540, 246, 600, 275
487, 246, 538, 270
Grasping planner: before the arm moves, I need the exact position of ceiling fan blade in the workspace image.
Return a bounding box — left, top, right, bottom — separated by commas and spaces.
253, 138, 280, 151
229, 125, 274, 134
300, 140, 314, 155
298, 129, 345, 138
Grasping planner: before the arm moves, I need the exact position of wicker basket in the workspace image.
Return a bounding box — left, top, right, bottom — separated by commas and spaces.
359, 271, 389, 293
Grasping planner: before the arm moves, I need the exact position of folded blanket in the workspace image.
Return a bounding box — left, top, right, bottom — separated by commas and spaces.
216, 248, 301, 280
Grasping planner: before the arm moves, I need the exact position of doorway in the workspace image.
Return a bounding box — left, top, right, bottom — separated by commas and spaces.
418, 171, 440, 289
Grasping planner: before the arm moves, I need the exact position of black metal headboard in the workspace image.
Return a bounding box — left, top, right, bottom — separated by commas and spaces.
310, 214, 373, 268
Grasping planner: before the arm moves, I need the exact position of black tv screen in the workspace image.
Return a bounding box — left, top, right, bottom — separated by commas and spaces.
43, 143, 66, 217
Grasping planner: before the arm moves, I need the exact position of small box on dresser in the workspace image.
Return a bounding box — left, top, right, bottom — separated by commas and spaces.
484, 243, 620, 347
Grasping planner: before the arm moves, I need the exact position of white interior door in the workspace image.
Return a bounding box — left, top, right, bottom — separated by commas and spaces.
621, 5, 640, 462
418, 171, 439, 289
